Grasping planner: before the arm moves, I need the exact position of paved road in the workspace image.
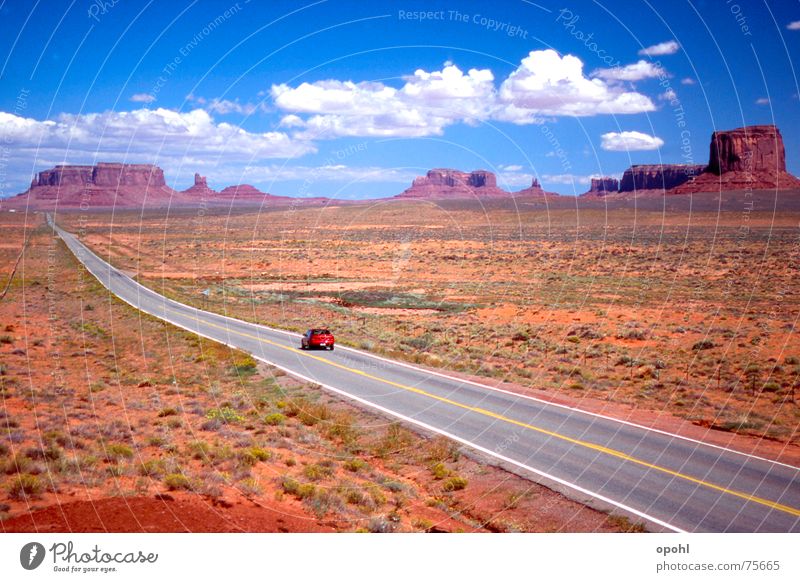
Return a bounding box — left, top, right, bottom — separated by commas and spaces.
50, 216, 800, 533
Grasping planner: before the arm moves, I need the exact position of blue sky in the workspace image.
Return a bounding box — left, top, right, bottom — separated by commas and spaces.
1, 0, 799, 198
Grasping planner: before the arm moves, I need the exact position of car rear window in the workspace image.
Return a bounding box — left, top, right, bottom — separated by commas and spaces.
312, 329, 331, 335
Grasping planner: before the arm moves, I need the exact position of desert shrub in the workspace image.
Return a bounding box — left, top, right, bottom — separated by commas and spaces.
138, 459, 166, 477
205, 406, 244, 424
187, 440, 210, 460
303, 463, 333, 481
106, 463, 127, 477
367, 516, 395, 533
280, 476, 316, 499
158, 407, 179, 418
286, 399, 330, 427
7, 474, 43, 499
430, 462, 449, 480
3, 454, 30, 475
717, 415, 764, 431
248, 447, 272, 462
232, 354, 258, 375
105, 443, 134, 461
761, 382, 781, 393
147, 436, 167, 447
324, 412, 359, 445
425, 437, 457, 463
784, 356, 799, 365
0, 335, 13, 344
442, 475, 468, 492
616, 325, 648, 340
343, 458, 367, 473
0, 442, 8, 457
511, 330, 530, 342
25, 446, 61, 462
164, 473, 192, 491
307, 488, 343, 518
236, 446, 271, 467
372, 423, 415, 458
263, 412, 286, 426
344, 487, 367, 506
237, 477, 263, 497
692, 340, 715, 351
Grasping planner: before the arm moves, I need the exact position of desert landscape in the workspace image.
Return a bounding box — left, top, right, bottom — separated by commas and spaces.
0, 211, 637, 533
2, 119, 800, 533
3, 0, 800, 555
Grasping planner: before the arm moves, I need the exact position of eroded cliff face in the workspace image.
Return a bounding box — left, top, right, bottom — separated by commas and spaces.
514, 178, 560, 197
619, 165, 705, 192
12, 163, 175, 208
582, 177, 620, 196
181, 173, 216, 196
707, 125, 786, 175
37, 163, 167, 188
673, 125, 800, 192
399, 169, 509, 198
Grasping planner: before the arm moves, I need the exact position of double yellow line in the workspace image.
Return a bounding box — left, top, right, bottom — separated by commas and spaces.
163, 305, 800, 520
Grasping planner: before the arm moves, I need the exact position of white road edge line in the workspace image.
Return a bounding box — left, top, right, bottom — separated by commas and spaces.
53, 221, 690, 533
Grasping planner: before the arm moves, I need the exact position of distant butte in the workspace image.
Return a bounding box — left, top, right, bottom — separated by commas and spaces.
581, 124, 800, 196
583, 177, 620, 197
2, 124, 798, 209
7, 163, 176, 208
672, 125, 800, 193
396, 169, 558, 199
2, 164, 329, 208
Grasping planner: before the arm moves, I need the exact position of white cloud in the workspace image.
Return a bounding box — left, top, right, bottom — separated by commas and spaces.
542, 173, 592, 185
187, 94, 265, 115
271, 51, 656, 136
593, 60, 667, 81
496, 50, 656, 121
601, 131, 664, 151
680, 77, 696, 85
498, 171, 536, 188
0, 108, 315, 163
659, 89, 677, 101
271, 64, 496, 138
500, 164, 523, 172
638, 40, 680, 56
130, 93, 156, 103
235, 164, 417, 184
787, 21, 800, 30
755, 97, 770, 105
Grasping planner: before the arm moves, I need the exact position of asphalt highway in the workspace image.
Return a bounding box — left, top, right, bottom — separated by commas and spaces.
50, 216, 800, 533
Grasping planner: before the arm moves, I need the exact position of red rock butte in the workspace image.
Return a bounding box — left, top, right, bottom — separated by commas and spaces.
2, 164, 331, 208
619, 164, 706, 193
8, 163, 176, 207
582, 124, 800, 196
673, 125, 800, 193
397, 169, 556, 199
583, 177, 620, 197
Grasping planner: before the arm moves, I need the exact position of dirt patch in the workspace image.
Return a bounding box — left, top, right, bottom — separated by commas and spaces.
1, 494, 333, 533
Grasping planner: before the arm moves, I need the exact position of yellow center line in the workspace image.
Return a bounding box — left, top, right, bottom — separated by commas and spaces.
157, 303, 798, 519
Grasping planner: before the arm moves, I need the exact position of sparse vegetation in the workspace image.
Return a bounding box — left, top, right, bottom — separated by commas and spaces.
7, 474, 43, 499
164, 473, 192, 491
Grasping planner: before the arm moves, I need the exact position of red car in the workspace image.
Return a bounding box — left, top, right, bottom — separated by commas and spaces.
301, 328, 335, 350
